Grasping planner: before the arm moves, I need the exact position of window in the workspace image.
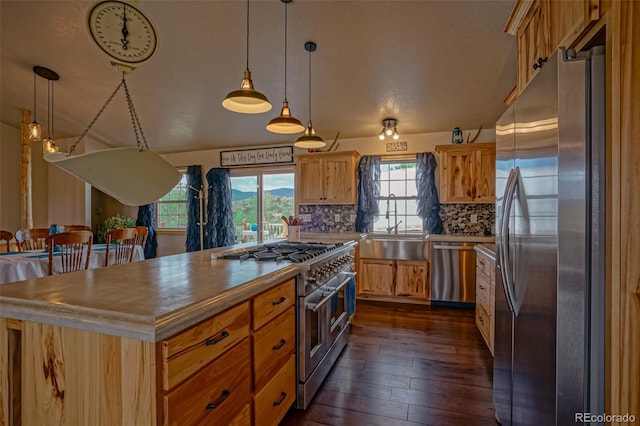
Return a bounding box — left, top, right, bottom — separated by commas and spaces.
373, 159, 422, 233
157, 171, 188, 229
231, 170, 295, 243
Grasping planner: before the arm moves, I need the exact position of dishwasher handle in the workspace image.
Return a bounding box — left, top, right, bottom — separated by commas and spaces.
432, 244, 476, 251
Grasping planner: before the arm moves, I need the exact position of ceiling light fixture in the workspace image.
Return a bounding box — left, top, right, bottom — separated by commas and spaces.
294, 41, 326, 149
28, 67, 42, 141
30, 66, 60, 153
222, 0, 272, 114
266, 0, 304, 134
378, 118, 400, 141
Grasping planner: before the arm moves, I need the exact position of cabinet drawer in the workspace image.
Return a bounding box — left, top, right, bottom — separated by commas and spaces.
253, 279, 295, 330
476, 305, 491, 345
253, 306, 296, 391
476, 252, 494, 280
229, 403, 251, 426
253, 355, 296, 426
475, 269, 491, 310
164, 339, 251, 426
161, 301, 250, 390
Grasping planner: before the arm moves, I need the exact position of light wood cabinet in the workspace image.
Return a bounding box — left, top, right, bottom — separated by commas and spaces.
358, 258, 430, 300
295, 150, 360, 205
475, 249, 495, 355
435, 142, 496, 204
507, 0, 600, 94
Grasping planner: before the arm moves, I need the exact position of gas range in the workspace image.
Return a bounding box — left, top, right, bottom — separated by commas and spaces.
215, 240, 356, 296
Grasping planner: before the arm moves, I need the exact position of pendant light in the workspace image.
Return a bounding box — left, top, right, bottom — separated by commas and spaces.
266, 0, 304, 134
294, 41, 326, 149
28, 68, 41, 141
222, 0, 272, 114
31, 66, 60, 154
378, 118, 399, 141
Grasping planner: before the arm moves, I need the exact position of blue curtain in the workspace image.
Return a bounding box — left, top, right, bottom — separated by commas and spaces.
355, 156, 381, 232
185, 165, 203, 252
136, 203, 157, 258
205, 168, 236, 248
416, 152, 443, 234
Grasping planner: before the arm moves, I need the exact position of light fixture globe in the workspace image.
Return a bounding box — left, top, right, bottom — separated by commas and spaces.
267, 100, 305, 133
222, 70, 272, 113
294, 121, 325, 148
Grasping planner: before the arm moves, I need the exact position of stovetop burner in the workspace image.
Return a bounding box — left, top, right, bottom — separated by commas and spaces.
216, 242, 343, 264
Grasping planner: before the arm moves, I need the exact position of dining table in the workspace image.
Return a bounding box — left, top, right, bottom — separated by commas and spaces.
0, 244, 145, 285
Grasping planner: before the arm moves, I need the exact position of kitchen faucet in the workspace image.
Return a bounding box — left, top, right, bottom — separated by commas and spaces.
385, 194, 402, 234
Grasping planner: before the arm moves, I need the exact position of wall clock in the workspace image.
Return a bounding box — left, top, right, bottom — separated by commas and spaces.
87, 0, 158, 65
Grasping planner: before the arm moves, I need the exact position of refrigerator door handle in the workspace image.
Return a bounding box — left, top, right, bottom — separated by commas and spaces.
500, 167, 519, 314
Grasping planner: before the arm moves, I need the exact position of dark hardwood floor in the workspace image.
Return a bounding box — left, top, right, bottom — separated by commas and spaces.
281, 301, 496, 426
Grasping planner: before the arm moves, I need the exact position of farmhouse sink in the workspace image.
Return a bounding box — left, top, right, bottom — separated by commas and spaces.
361, 234, 429, 260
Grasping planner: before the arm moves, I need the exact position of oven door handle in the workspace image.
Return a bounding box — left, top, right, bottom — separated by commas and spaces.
306, 273, 355, 313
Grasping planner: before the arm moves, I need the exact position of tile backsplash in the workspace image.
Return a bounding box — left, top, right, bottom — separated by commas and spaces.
439, 203, 495, 235
298, 203, 495, 235
298, 205, 358, 233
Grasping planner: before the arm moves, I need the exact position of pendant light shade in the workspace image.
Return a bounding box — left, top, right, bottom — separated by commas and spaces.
222, 0, 271, 114
267, 0, 304, 134
30, 66, 60, 154
28, 68, 41, 141
295, 41, 326, 149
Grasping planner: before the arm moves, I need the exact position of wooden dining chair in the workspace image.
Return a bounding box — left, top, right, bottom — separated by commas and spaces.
63, 225, 91, 232
15, 228, 50, 251
45, 231, 93, 275
134, 226, 148, 250
0, 230, 14, 253
104, 228, 138, 266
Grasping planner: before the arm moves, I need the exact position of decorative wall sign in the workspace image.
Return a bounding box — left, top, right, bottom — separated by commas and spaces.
220, 146, 294, 167
385, 141, 408, 152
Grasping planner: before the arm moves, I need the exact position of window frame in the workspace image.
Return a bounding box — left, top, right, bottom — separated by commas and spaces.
374, 157, 422, 234
156, 167, 189, 231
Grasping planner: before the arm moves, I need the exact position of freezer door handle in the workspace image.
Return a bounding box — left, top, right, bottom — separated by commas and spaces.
499, 167, 519, 314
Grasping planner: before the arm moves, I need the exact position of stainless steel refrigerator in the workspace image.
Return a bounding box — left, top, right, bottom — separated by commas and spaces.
494, 46, 605, 425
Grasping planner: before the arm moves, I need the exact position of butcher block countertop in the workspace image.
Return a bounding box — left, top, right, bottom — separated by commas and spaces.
0, 249, 298, 342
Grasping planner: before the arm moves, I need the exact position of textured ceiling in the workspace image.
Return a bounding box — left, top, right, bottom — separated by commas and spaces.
1, 0, 516, 153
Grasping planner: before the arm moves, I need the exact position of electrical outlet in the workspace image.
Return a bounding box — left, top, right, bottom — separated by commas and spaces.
334, 214, 341, 222
470, 214, 478, 224
350, 214, 356, 222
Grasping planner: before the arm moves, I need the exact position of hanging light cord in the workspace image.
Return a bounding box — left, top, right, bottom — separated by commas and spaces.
283, 1, 288, 101
32, 72, 37, 122
46, 80, 52, 138
50, 80, 54, 139
245, 0, 250, 71
69, 73, 149, 155
307, 49, 312, 121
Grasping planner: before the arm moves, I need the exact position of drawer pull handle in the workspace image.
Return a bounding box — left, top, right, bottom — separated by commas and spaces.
273, 339, 286, 350
478, 315, 484, 322
206, 330, 229, 346
480, 259, 485, 265
206, 389, 230, 410
479, 285, 485, 290
273, 391, 287, 406
272, 296, 286, 306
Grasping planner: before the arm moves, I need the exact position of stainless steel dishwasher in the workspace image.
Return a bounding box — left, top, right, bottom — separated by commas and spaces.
430, 241, 476, 304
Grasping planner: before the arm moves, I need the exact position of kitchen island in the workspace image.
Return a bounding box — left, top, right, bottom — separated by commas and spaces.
0, 249, 299, 425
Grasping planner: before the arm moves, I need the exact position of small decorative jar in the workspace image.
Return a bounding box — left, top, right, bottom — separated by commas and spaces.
452, 127, 464, 144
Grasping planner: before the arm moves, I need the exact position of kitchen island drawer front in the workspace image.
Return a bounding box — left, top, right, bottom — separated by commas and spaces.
253, 306, 296, 391
253, 355, 296, 426
161, 301, 250, 390
253, 279, 295, 330
164, 338, 251, 426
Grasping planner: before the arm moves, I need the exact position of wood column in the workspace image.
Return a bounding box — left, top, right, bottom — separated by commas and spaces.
20, 108, 33, 229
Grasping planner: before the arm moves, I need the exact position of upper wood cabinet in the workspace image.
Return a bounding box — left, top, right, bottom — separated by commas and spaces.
295, 150, 360, 205
506, 0, 600, 94
435, 142, 496, 204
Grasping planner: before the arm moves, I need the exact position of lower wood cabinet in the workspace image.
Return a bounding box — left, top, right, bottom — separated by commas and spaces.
475, 249, 495, 355
358, 258, 430, 301
158, 278, 297, 425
